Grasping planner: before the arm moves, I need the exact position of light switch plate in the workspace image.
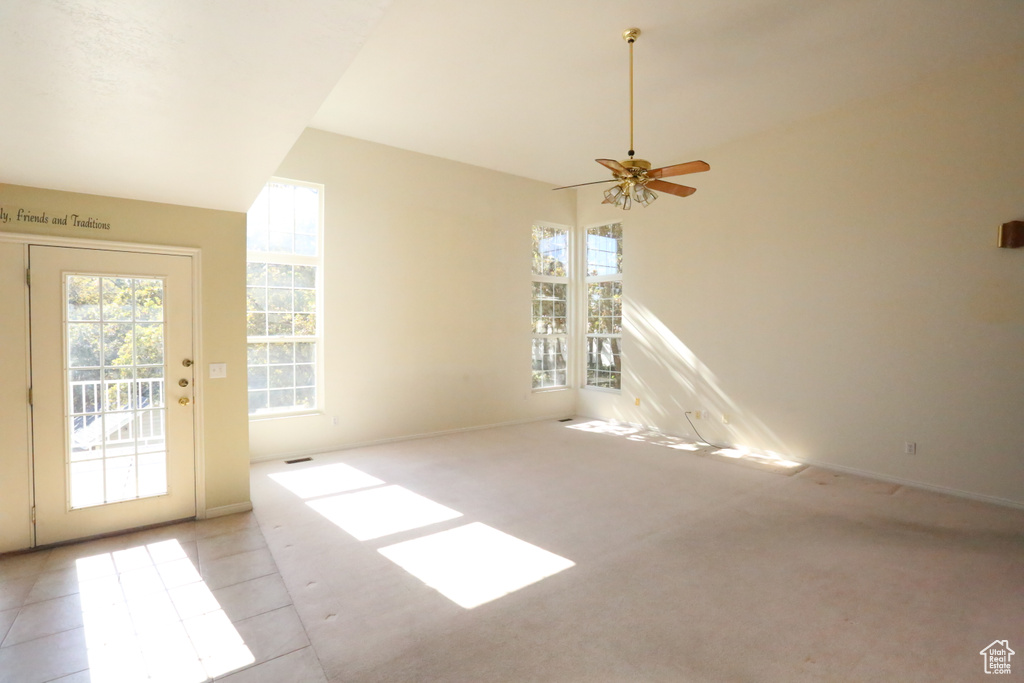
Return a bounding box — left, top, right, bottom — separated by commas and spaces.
209, 363, 227, 379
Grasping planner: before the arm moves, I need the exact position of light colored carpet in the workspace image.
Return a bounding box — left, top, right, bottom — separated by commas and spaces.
249, 418, 1024, 682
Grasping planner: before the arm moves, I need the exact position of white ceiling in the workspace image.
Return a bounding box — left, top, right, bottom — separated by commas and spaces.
0, 0, 390, 212
313, 0, 1024, 187
3, 0, 1024, 212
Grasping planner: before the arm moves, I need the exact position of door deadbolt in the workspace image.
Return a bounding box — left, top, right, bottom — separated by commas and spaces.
178, 379, 189, 387
182, 359, 193, 367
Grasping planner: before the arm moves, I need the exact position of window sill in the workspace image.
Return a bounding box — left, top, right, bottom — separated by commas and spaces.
532, 386, 570, 394
582, 385, 621, 395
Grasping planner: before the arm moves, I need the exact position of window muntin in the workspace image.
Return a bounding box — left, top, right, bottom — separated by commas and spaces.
65, 275, 168, 507
586, 281, 621, 335
532, 224, 570, 390
585, 223, 622, 391
246, 180, 323, 416
532, 282, 567, 334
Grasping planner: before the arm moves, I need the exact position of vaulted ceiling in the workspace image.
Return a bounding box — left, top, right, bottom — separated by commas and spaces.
3, 0, 1023, 212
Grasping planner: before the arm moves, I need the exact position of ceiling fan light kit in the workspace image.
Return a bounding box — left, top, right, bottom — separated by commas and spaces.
556, 27, 710, 210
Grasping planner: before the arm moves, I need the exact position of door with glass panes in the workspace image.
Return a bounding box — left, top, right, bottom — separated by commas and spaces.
29, 246, 196, 546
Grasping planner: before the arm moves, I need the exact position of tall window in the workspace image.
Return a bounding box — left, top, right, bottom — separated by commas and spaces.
531, 223, 570, 389
585, 223, 622, 390
246, 179, 323, 416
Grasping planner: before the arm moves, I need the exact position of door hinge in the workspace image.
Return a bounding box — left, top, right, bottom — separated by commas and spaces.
28, 386, 33, 406
31, 507, 36, 523
26, 268, 30, 286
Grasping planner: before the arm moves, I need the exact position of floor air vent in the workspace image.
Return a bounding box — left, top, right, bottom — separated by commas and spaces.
558, 418, 573, 422
285, 457, 313, 464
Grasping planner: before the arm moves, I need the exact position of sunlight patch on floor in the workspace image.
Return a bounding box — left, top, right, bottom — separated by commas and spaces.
269, 462, 385, 499
77, 539, 253, 682
307, 485, 463, 541
378, 522, 575, 609
567, 419, 803, 471
710, 447, 802, 469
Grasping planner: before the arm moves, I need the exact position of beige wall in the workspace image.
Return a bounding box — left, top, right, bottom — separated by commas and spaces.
0, 184, 250, 551
578, 52, 1024, 506
249, 130, 577, 459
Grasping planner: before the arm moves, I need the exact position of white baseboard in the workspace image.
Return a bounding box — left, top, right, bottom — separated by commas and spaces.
249, 413, 576, 464
201, 501, 254, 519
249, 413, 574, 464
801, 460, 1024, 511
584, 415, 1024, 511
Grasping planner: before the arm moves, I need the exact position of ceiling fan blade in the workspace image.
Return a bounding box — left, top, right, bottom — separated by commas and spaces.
648, 160, 710, 179
553, 178, 619, 191
647, 179, 697, 198
596, 158, 627, 175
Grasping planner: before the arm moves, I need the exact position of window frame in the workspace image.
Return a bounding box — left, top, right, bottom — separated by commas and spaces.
531, 221, 573, 392
246, 177, 325, 420
582, 222, 623, 393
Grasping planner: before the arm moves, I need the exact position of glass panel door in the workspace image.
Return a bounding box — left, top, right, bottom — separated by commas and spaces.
30, 246, 196, 546
66, 275, 169, 508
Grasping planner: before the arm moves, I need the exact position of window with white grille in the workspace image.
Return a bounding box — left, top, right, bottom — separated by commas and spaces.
531, 224, 570, 389
246, 180, 323, 415
585, 223, 622, 390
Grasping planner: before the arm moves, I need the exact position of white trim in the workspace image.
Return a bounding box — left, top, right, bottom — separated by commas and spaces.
531, 221, 573, 391
581, 221, 624, 392
578, 414, 1024, 512
245, 178, 325, 418
0, 230, 201, 257
531, 386, 571, 395
201, 501, 253, 519
581, 384, 621, 395
190, 250, 206, 519
249, 413, 574, 463
20, 243, 36, 548
2, 231, 209, 522
796, 459, 1024, 511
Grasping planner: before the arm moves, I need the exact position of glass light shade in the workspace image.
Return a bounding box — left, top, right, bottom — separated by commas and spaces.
603, 184, 625, 206
631, 182, 657, 207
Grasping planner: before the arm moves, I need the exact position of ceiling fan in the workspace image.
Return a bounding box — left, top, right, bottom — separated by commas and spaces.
555, 28, 709, 209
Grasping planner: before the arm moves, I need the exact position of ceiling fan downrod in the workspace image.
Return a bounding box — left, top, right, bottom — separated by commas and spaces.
623, 28, 639, 159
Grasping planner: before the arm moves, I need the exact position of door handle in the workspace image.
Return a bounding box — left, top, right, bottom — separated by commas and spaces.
179, 397, 191, 406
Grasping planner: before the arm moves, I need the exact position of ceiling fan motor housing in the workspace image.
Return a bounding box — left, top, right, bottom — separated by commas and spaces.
619, 158, 652, 178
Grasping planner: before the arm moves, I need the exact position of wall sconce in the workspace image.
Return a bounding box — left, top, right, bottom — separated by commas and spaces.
997, 221, 1023, 248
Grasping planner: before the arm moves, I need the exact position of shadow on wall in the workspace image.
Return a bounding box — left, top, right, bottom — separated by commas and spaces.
623, 298, 795, 462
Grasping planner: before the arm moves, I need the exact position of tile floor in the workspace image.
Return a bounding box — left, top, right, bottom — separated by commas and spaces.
0, 512, 326, 683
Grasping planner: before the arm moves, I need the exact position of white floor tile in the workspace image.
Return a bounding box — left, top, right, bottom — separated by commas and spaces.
213, 573, 292, 623
197, 528, 267, 563
0, 576, 36, 612
24, 566, 80, 604
2, 593, 84, 647
232, 605, 309, 666
200, 548, 277, 591
0, 627, 89, 683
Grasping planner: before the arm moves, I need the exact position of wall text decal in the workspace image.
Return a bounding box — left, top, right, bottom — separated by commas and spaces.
0, 206, 111, 230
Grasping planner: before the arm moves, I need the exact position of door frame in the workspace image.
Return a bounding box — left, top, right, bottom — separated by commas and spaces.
1, 230, 208, 547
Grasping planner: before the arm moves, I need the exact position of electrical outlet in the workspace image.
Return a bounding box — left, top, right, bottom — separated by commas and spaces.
904, 441, 916, 455
722, 413, 730, 424
694, 410, 702, 420
635, 397, 641, 406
